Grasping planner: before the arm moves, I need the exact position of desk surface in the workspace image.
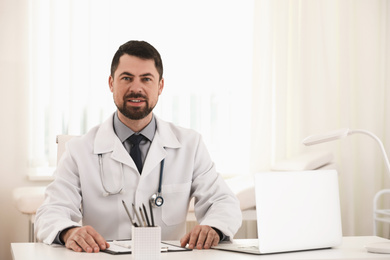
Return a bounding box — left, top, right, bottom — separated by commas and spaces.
11, 236, 390, 260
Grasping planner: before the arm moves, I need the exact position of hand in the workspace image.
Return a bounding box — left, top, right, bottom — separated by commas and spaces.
180, 225, 220, 249
60, 226, 110, 253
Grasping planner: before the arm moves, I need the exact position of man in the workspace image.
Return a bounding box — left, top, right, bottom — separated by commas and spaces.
35, 40, 242, 253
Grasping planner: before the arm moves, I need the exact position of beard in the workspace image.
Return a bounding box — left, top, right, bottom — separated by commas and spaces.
115, 93, 156, 120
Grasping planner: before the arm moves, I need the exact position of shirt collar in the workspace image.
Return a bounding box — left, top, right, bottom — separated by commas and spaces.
113, 111, 156, 143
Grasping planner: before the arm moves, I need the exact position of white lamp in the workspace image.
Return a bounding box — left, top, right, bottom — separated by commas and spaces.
303, 128, 390, 254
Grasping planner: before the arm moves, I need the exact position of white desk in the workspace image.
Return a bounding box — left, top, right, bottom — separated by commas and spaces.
11, 236, 390, 260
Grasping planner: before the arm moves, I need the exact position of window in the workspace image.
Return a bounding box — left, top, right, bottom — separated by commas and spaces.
28, 0, 254, 179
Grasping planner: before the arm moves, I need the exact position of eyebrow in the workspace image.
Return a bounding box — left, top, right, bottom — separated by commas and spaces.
119, 72, 134, 77
119, 72, 155, 78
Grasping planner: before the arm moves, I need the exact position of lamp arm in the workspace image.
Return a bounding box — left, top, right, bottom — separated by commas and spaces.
348, 129, 390, 178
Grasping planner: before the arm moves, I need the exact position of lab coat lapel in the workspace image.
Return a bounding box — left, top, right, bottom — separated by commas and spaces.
141, 117, 181, 178
93, 114, 138, 171
110, 141, 136, 169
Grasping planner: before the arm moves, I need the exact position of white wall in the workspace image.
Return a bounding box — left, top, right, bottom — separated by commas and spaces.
0, 1, 51, 260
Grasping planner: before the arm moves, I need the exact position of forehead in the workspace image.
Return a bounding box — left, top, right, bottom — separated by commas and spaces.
115, 54, 158, 77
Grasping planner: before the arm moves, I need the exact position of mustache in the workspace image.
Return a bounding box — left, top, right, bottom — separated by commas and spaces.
124, 93, 147, 100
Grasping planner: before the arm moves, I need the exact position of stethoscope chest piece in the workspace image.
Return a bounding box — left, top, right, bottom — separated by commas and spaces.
150, 193, 164, 207
149, 159, 165, 207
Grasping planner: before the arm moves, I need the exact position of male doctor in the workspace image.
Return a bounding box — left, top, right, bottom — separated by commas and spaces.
35, 40, 242, 253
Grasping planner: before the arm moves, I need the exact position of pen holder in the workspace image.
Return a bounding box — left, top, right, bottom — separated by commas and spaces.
132, 226, 161, 259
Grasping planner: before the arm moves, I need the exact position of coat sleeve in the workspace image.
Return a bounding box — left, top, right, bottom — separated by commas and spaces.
190, 136, 242, 239
34, 142, 83, 244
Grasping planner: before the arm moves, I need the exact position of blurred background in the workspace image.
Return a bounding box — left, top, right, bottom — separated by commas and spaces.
1, 1, 389, 259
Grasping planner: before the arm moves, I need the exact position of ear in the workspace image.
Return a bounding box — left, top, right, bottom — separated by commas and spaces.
108, 75, 114, 93
158, 78, 164, 95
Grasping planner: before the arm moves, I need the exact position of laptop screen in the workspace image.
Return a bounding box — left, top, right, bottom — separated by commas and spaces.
255, 170, 342, 254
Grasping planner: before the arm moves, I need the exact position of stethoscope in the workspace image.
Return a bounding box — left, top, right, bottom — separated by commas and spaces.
98, 154, 165, 208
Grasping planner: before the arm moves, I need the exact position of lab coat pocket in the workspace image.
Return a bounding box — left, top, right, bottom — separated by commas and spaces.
161, 182, 191, 226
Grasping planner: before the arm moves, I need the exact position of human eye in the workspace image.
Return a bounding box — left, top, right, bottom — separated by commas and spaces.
122, 76, 132, 82
142, 77, 152, 82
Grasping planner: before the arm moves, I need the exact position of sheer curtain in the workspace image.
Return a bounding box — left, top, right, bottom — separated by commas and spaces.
28, 0, 390, 237
252, 0, 390, 236
28, 0, 254, 178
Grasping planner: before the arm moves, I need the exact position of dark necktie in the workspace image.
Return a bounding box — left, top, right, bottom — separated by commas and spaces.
128, 134, 144, 174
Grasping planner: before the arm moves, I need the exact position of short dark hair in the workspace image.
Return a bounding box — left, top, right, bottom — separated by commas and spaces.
110, 40, 163, 80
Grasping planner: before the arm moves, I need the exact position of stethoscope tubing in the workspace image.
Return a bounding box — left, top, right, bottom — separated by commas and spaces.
99, 154, 125, 196
98, 153, 164, 206
157, 159, 164, 194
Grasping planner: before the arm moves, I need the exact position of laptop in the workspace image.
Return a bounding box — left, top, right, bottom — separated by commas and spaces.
213, 170, 343, 254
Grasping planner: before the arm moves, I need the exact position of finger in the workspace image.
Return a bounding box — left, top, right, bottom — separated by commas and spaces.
65, 239, 83, 252
85, 226, 108, 251
82, 232, 101, 253
196, 227, 210, 249
180, 232, 190, 247
212, 233, 220, 247
188, 226, 201, 249
203, 229, 218, 249
82, 226, 110, 252
63, 228, 84, 252
73, 233, 95, 253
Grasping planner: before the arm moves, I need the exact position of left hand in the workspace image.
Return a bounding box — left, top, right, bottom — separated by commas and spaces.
180, 225, 220, 249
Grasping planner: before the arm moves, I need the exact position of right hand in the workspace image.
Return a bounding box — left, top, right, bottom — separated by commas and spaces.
60, 226, 110, 253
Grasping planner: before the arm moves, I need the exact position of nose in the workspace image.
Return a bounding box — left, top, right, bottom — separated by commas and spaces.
128, 78, 143, 93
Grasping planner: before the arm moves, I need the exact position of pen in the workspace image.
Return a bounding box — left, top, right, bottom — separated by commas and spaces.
142, 203, 151, 227
148, 200, 155, 227
113, 240, 131, 249
132, 203, 142, 227
122, 200, 138, 227
139, 207, 147, 227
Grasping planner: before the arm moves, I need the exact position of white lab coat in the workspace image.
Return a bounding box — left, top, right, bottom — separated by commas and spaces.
35, 114, 242, 244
